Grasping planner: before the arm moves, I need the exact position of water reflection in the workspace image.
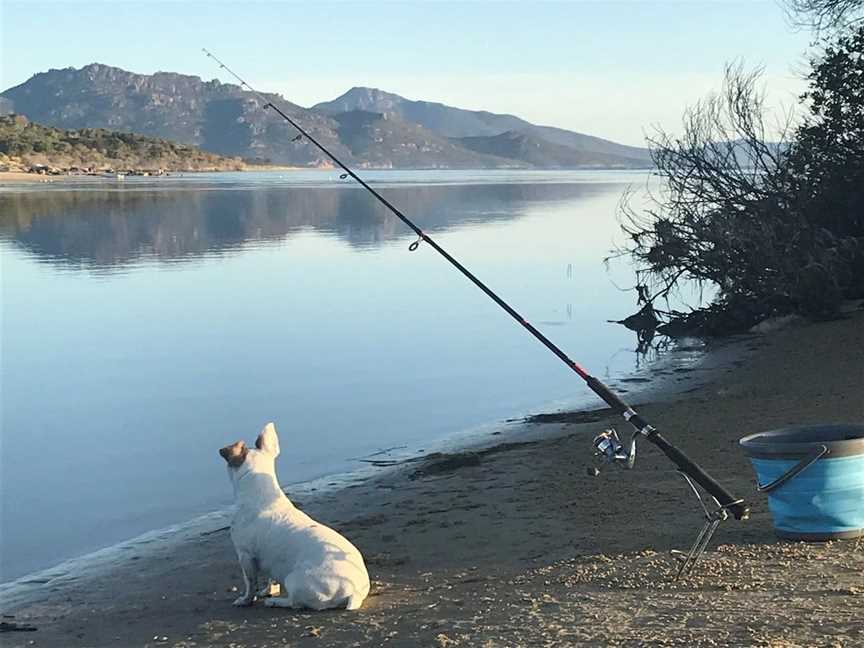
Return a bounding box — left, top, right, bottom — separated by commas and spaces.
0, 182, 614, 270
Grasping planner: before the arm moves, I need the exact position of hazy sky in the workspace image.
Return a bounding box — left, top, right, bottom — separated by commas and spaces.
1, 1, 814, 146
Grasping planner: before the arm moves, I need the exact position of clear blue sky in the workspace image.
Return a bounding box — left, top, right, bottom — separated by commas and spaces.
1, 1, 814, 146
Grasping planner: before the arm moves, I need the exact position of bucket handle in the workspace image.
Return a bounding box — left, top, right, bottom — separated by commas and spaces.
757, 444, 828, 494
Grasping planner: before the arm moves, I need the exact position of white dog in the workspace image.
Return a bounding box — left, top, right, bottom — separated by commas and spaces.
219, 423, 370, 610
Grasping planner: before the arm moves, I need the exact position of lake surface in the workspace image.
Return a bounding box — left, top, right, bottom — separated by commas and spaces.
0, 170, 660, 582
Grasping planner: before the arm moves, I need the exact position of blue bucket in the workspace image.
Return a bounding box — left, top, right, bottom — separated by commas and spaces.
740, 424, 864, 540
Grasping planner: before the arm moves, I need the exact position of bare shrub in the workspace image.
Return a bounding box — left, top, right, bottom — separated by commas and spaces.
616, 56, 860, 334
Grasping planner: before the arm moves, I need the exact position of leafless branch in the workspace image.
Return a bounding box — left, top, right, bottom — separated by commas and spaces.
783, 0, 864, 32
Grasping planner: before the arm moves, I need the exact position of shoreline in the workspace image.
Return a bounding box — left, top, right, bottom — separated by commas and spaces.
2, 308, 862, 645
0, 331, 740, 595
0, 167, 647, 187
0, 171, 59, 184
0, 167, 303, 185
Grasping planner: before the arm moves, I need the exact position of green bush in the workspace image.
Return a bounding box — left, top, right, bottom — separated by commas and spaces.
0, 115, 243, 171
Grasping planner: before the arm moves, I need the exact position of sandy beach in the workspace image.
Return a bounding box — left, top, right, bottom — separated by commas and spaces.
0, 168, 306, 185
0, 172, 60, 184
1, 308, 862, 647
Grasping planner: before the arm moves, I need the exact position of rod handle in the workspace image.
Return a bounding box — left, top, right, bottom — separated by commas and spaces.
649, 432, 750, 520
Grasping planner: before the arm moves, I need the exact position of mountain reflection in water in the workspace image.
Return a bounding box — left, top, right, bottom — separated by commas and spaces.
0, 182, 611, 269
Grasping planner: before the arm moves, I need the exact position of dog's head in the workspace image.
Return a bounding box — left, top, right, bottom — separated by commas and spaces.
219, 422, 281, 483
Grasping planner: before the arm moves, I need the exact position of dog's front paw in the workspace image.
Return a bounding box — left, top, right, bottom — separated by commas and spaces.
232, 595, 255, 607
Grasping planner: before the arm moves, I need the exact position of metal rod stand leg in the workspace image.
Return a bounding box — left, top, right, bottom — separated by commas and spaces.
672, 471, 732, 580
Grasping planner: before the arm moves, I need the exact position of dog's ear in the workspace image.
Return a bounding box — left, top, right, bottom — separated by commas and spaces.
219, 441, 248, 467
255, 422, 280, 457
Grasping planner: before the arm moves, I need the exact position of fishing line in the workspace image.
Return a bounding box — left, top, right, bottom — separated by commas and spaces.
202, 49, 749, 525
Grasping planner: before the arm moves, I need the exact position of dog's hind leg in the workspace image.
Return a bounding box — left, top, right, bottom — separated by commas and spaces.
232, 552, 258, 607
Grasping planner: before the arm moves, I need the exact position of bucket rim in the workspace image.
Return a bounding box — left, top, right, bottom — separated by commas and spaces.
775, 527, 864, 541
739, 423, 864, 459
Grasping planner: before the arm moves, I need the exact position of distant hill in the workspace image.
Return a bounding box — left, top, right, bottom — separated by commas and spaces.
313, 87, 528, 138
314, 86, 652, 165
0, 114, 244, 172
453, 130, 647, 168
1, 65, 652, 169
332, 110, 525, 169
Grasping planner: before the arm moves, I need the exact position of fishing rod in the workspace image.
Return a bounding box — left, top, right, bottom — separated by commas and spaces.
203, 50, 749, 567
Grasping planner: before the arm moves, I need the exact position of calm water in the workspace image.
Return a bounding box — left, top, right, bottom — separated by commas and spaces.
1, 170, 655, 582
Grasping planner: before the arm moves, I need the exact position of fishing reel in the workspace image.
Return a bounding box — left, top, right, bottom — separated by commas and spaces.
587, 427, 637, 475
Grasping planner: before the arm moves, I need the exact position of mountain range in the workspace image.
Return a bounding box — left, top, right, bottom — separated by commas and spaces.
0, 64, 652, 170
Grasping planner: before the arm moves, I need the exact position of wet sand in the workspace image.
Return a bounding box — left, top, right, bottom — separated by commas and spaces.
2, 308, 862, 647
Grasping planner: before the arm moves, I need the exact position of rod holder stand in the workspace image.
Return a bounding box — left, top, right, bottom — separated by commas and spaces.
671, 471, 742, 579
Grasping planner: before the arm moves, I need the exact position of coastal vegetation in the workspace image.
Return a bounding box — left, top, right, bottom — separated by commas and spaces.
0, 114, 245, 174
619, 1, 864, 335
